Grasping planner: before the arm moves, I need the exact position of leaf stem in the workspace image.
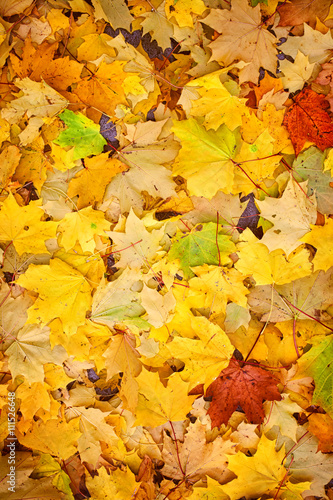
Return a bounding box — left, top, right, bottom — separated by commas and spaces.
169, 420, 186, 477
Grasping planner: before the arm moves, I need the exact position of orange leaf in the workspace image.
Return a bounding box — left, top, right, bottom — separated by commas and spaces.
283, 88, 333, 155
206, 359, 282, 427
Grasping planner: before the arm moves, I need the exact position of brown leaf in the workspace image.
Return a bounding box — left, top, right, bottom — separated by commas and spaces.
278, 0, 332, 28
283, 88, 333, 155
206, 359, 282, 428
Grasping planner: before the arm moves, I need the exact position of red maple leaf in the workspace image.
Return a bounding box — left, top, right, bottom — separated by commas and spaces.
283, 87, 333, 156
205, 359, 282, 428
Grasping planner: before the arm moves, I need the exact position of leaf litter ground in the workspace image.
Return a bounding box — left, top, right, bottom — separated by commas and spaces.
1, 0, 333, 499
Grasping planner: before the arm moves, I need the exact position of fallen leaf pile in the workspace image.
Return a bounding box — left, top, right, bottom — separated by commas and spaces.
1, 0, 333, 498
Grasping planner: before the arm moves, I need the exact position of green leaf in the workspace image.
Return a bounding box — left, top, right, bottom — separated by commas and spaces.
168, 222, 236, 280
298, 336, 333, 417
251, 0, 267, 6
54, 109, 107, 160
293, 146, 333, 215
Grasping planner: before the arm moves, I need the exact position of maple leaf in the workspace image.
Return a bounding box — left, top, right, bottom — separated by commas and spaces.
16, 258, 92, 335
257, 176, 317, 253
135, 370, 197, 427
297, 336, 333, 418
248, 268, 333, 323
157, 315, 234, 390
57, 206, 110, 253
165, 0, 206, 28
235, 228, 312, 285
161, 419, 236, 482
107, 209, 165, 270
0, 146, 20, 190
286, 426, 333, 498
168, 222, 236, 280
172, 118, 240, 198
280, 23, 333, 65
293, 146, 333, 214
221, 435, 286, 499
86, 466, 139, 500
301, 217, 333, 271
278, 0, 332, 27
5, 324, 65, 384
308, 413, 333, 453
283, 87, 333, 155
30, 454, 74, 499
90, 268, 145, 328
0, 193, 57, 255
206, 358, 282, 427
280, 50, 316, 93
187, 70, 249, 131
54, 110, 107, 160
16, 417, 81, 461
204, 0, 278, 84
67, 153, 127, 209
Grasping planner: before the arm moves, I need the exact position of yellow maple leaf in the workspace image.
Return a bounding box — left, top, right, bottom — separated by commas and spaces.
74, 60, 143, 118
5, 324, 65, 384
235, 229, 312, 285
157, 316, 234, 390
86, 466, 139, 500
165, 0, 206, 27
107, 208, 165, 270
16, 417, 81, 461
301, 217, 333, 272
0, 193, 57, 255
188, 71, 249, 131
16, 258, 92, 335
162, 419, 236, 482
205, 0, 277, 84
221, 434, 286, 499
67, 153, 127, 209
57, 206, 110, 253
135, 370, 197, 427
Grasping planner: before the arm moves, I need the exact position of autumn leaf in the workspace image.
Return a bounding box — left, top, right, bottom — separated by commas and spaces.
221, 435, 286, 499
16, 258, 92, 335
204, 0, 278, 84
172, 118, 240, 198
283, 87, 333, 155
0, 193, 57, 255
54, 109, 107, 160
168, 222, 236, 280
206, 358, 282, 427
2, 0, 333, 498
297, 336, 333, 418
